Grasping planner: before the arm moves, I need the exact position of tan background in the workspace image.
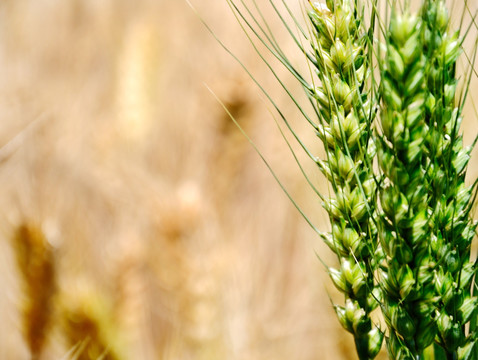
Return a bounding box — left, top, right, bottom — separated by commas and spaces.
0, 1, 476, 359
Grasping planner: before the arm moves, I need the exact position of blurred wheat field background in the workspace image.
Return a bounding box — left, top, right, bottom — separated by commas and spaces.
0, 1, 477, 359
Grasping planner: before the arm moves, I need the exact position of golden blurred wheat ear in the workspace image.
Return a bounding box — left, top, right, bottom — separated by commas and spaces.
13, 223, 56, 359
60, 282, 124, 360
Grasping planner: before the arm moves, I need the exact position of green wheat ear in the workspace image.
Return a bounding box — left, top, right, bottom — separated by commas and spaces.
377, 7, 438, 358
377, 1, 478, 359
308, 1, 383, 358
203, 0, 478, 359
422, 0, 478, 357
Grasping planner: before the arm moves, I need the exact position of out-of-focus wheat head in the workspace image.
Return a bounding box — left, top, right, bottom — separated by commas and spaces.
115, 15, 159, 145
60, 281, 123, 360
12, 223, 56, 359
